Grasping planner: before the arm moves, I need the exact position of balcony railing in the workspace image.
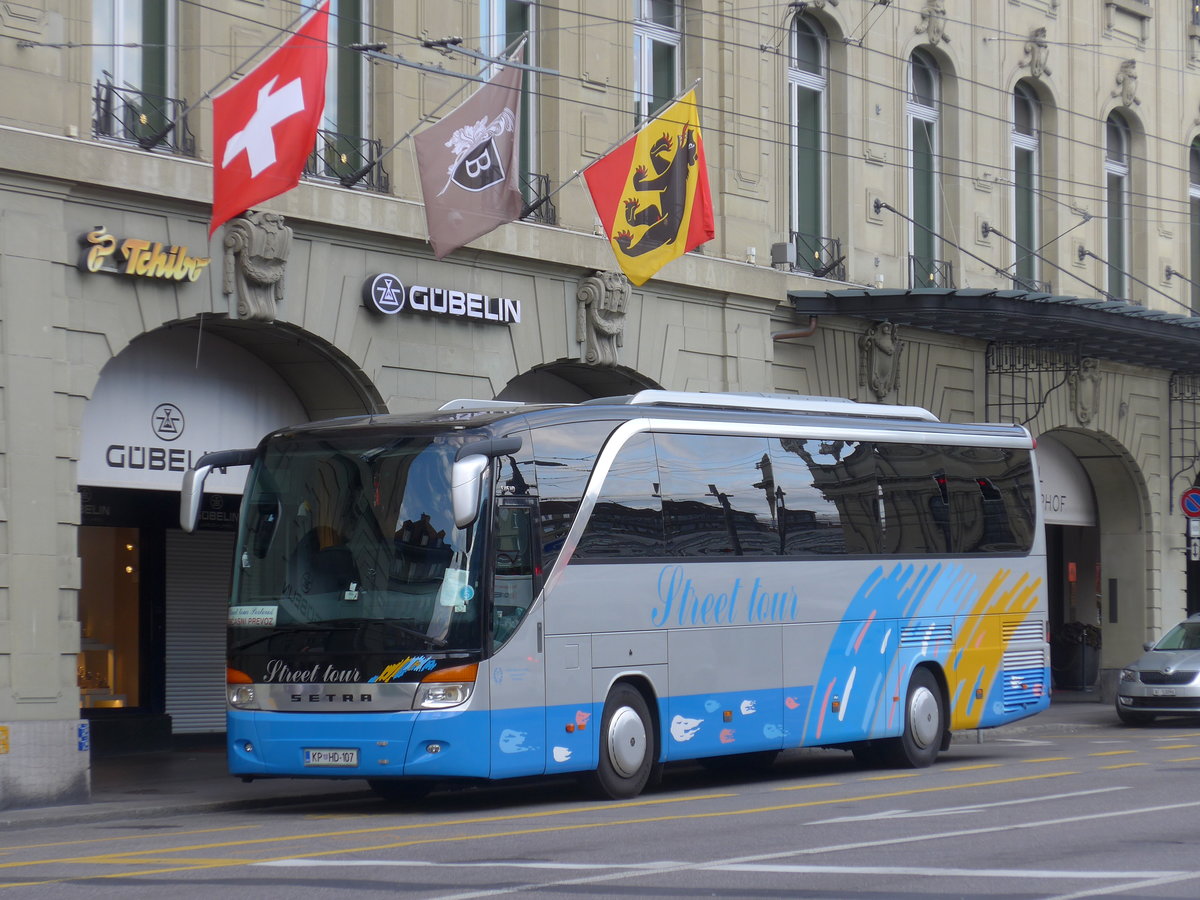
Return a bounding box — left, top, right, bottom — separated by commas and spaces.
1011, 275, 1052, 293
91, 77, 195, 156
304, 129, 389, 193
791, 231, 846, 280
520, 172, 557, 225
909, 254, 955, 289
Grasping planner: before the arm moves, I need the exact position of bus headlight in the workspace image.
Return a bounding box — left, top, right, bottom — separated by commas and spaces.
229, 685, 257, 708
413, 662, 478, 710
414, 682, 474, 709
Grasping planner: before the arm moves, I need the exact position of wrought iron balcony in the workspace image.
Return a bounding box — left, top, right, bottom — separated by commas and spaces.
304, 129, 389, 193
909, 254, 955, 289
91, 77, 195, 156
790, 232, 846, 280
520, 172, 556, 225
1010, 275, 1052, 293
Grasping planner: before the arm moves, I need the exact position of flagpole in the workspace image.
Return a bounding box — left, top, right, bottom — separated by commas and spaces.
342, 36, 529, 188
519, 77, 702, 221
139, 3, 321, 151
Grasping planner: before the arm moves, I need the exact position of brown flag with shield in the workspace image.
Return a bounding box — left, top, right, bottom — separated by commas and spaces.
414, 60, 524, 259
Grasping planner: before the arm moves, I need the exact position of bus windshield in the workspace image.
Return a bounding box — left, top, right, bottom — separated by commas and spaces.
229, 432, 486, 670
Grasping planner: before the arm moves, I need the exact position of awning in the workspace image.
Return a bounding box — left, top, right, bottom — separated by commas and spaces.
787, 288, 1200, 372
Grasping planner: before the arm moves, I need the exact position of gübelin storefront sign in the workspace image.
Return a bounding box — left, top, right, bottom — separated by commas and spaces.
363, 272, 521, 324
79, 227, 212, 282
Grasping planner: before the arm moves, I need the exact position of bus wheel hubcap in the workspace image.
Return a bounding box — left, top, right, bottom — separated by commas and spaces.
908, 685, 939, 749
607, 706, 646, 778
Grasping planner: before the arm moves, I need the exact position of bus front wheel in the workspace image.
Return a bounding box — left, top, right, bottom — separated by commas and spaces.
887, 667, 944, 768
588, 683, 656, 800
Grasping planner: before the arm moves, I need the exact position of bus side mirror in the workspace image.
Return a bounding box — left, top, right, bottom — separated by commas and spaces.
452, 454, 489, 528
180, 448, 257, 532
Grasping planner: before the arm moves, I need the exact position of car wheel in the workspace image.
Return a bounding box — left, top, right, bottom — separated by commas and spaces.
586, 683, 656, 800
884, 667, 944, 768
1115, 702, 1155, 726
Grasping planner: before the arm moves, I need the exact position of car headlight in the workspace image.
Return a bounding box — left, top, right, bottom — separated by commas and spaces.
229, 684, 258, 708
413, 662, 478, 710
414, 682, 474, 709
1119, 668, 1140, 684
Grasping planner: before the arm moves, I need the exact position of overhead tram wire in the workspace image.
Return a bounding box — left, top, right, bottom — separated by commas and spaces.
874, 199, 1112, 300
1076, 245, 1195, 314
115, 0, 1200, 218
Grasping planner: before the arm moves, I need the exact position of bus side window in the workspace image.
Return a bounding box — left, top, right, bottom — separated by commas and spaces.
493, 504, 536, 649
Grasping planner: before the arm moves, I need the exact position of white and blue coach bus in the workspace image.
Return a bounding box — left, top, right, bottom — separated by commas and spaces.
180, 391, 1049, 801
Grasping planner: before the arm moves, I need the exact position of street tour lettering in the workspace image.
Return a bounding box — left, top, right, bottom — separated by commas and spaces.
650, 565, 800, 628
80, 227, 212, 282
262, 659, 363, 683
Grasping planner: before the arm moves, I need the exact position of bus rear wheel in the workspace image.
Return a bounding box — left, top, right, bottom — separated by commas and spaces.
885, 667, 944, 768
587, 683, 656, 800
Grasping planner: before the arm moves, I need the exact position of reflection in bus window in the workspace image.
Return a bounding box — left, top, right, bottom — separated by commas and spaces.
877, 442, 950, 554
656, 433, 778, 557
493, 505, 534, 648
773, 438, 879, 555
577, 432, 665, 558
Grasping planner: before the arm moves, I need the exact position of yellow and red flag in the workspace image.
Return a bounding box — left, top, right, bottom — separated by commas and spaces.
584, 91, 714, 286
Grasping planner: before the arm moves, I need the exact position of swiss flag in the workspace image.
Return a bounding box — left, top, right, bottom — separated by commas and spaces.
209, 2, 330, 236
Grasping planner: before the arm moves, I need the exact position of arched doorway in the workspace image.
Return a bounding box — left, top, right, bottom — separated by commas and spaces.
77, 321, 378, 752
498, 360, 661, 403
1038, 430, 1149, 696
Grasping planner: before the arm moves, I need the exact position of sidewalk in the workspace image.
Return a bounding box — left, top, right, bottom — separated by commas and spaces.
0, 692, 1115, 829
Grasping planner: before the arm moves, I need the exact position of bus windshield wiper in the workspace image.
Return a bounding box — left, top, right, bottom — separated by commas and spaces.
319, 618, 450, 649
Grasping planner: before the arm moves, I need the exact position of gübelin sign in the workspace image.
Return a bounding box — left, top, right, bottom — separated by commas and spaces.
79, 227, 212, 282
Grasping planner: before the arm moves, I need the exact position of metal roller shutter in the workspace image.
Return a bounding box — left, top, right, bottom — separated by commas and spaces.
165, 530, 235, 733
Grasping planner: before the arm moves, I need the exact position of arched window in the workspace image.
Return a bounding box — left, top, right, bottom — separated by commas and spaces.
908, 49, 943, 287
789, 15, 829, 275
1012, 83, 1041, 290
1189, 139, 1200, 314
1104, 112, 1131, 298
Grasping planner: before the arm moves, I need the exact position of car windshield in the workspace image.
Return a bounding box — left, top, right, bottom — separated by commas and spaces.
229, 431, 486, 659
1154, 621, 1200, 651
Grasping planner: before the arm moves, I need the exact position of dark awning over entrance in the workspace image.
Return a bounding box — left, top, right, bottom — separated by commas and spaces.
787, 288, 1200, 372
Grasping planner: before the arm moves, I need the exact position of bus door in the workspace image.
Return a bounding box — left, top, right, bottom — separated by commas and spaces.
488, 500, 547, 778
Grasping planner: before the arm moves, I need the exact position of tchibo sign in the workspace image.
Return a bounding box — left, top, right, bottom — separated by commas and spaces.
362, 273, 521, 325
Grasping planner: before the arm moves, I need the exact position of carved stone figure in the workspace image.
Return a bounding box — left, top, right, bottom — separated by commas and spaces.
576, 270, 629, 367
1070, 357, 1101, 425
222, 210, 293, 322
1019, 27, 1052, 79
858, 321, 904, 400
1112, 60, 1140, 108
915, 0, 950, 45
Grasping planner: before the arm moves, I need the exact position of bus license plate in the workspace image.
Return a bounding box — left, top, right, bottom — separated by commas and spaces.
1151, 688, 1176, 697
304, 748, 359, 767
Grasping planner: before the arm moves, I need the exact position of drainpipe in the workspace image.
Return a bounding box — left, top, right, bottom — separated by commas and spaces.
772, 316, 819, 341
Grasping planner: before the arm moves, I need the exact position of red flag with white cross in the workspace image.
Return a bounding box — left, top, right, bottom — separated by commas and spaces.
209, 2, 330, 236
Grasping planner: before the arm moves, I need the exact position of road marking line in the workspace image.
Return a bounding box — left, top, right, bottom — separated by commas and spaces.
1088, 750, 1136, 757
0, 772, 1080, 888
420, 798, 1200, 900
1023, 756, 1070, 763
255, 858, 1182, 881
1098, 763, 1146, 770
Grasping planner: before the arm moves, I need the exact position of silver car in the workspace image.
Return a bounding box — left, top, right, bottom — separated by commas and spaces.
1115, 614, 1200, 725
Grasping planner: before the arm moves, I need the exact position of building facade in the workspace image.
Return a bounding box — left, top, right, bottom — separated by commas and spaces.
2, 0, 1200, 807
